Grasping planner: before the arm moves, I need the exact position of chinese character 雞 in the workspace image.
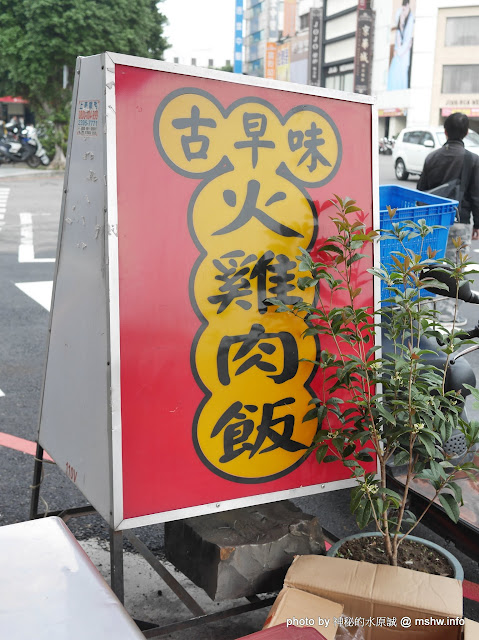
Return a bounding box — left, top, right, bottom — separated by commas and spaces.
207, 250, 256, 313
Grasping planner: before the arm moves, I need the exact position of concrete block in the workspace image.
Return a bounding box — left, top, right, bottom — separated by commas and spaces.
164, 500, 325, 601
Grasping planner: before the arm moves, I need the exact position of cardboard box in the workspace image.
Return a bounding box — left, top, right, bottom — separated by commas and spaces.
464, 618, 479, 639
282, 555, 463, 640
264, 587, 343, 640
239, 622, 328, 638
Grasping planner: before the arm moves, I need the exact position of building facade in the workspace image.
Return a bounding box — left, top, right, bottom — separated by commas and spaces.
241, 0, 479, 135
375, 0, 479, 137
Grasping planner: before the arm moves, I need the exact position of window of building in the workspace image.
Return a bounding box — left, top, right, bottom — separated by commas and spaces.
324, 37, 356, 64
299, 13, 309, 30
445, 16, 479, 46
325, 0, 357, 18
251, 30, 264, 42
191, 58, 197, 66
173, 57, 179, 64
325, 72, 353, 92
442, 65, 479, 93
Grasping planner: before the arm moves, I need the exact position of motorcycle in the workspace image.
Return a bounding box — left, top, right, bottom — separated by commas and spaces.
386, 269, 479, 559
379, 137, 394, 155
0, 124, 50, 168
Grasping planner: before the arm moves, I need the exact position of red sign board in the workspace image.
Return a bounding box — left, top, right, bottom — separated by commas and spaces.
39, 55, 376, 529
114, 65, 376, 523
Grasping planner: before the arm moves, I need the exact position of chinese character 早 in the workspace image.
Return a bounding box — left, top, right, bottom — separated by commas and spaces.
172, 105, 217, 161
234, 113, 275, 168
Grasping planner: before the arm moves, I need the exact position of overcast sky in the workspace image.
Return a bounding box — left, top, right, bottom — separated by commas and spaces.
161, 0, 236, 67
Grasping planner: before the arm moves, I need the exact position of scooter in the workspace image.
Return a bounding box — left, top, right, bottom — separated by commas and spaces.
0, 124, 50, 168
379, 137, 394, 155
386, 270, 479, 559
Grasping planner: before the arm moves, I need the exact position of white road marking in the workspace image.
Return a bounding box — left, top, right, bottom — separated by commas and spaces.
15, 281, 53, 311
0, 187, 10, 233
0, 389, 5, 398
18, 213, 55, 263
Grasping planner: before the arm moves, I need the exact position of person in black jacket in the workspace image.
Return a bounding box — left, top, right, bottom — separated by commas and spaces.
417, 112, 479, 324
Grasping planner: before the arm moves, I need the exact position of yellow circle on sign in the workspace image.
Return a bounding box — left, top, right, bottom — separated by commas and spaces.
157, 93, 224, 176
194, 385, 318, 482
278, 108, 341, 186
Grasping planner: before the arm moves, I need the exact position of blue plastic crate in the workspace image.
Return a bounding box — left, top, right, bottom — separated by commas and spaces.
379, 185, 457, 304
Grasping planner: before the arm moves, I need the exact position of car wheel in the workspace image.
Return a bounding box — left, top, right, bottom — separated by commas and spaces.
395, 158, 409, 181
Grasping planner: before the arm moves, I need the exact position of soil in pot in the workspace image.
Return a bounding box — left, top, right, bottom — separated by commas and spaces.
336, 537, 454, 577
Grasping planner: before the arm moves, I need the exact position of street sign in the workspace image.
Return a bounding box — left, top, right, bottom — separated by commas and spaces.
37, 53, 378, 530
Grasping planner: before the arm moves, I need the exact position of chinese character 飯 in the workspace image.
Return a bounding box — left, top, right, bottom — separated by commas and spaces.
211, 398, 308, 463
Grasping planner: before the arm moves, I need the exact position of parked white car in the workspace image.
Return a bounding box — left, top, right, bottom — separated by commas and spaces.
392, 126, 479, 180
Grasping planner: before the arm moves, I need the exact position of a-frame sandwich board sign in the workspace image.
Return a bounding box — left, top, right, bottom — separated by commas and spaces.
37, 52, 378, 531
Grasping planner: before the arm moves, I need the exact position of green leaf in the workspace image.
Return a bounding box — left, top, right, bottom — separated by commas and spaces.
303, 408, 320, 423
323, 455, 339, 463
445, 481, 463, 505
356, 498, 373, 529
439, 493, 460, 523
355, 451, 375, 462
315, 445, 329, 464
375, 403, 396, 425
394, 450, 410, 466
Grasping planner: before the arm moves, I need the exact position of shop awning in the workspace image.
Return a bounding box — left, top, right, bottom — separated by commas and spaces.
378, 107, 406, 117
0, 96, 28, 104
441, 107, 479, 118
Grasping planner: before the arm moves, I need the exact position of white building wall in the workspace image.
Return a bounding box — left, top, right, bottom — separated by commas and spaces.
374, 0, 479, 135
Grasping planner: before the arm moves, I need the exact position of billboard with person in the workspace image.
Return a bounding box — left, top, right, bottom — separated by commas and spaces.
387, 0, 415, 91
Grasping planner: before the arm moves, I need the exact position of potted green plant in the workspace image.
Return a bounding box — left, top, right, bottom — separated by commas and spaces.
268, 195, 479, 572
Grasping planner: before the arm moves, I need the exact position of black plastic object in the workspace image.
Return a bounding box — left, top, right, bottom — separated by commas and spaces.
420, 265, 479, 303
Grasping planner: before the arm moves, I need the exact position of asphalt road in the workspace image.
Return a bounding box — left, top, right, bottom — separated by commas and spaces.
1, 157, 479, 626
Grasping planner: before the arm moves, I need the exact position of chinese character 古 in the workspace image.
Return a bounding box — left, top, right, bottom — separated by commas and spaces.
211, 398, 308, 462
172, 105, 217, 161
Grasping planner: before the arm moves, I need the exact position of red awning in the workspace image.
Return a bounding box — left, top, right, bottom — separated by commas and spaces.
0, 96, 28, 104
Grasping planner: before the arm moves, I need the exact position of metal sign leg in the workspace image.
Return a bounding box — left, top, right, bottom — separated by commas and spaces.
110, 528, 125, 603
29, 443, 44, 520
